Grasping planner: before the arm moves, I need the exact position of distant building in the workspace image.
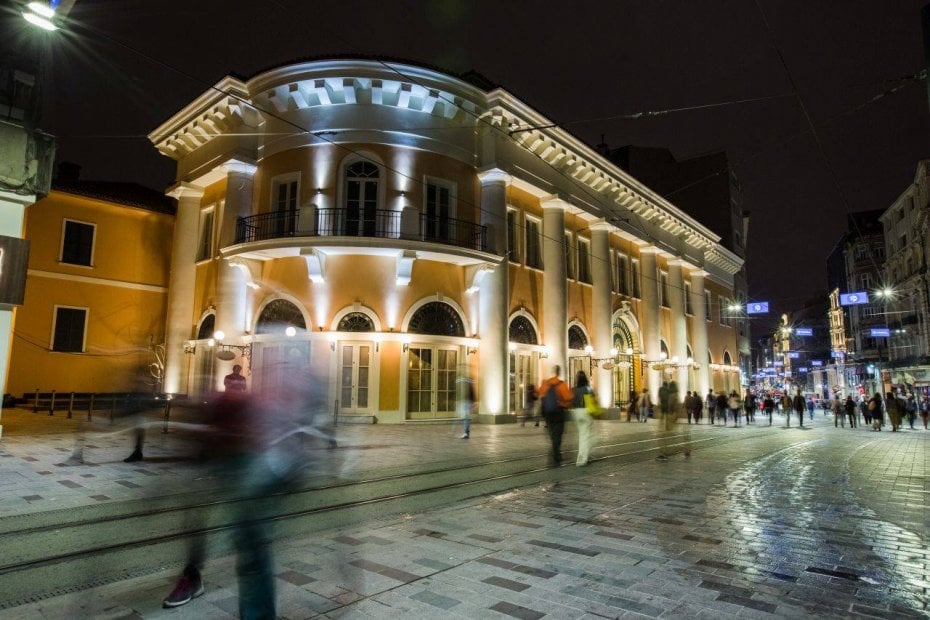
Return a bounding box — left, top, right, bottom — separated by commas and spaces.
6, 164, 175, 397
604, 146, 751, 386
879, 160, 930, 390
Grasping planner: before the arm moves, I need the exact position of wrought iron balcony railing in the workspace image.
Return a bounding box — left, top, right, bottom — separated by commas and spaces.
235, 208, 488, 252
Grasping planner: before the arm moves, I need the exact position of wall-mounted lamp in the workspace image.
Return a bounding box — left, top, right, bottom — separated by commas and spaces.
467, 346, 478, 356
327, 333, 338, 351
183, 341, 196, 355
539, 346, 551, 360
508, 342, 517, 352
584, 345, 594, 355
285, 326, 297, 338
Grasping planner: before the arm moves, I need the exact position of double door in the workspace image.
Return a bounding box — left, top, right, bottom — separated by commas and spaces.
510, 352, 538, 414
338, 343, 373, 414
407, 346, 458, 419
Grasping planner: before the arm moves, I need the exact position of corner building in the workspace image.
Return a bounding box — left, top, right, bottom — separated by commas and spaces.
149, 59, 742, 423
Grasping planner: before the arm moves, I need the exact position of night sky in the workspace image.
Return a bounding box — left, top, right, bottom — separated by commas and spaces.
4, 0, 930, 325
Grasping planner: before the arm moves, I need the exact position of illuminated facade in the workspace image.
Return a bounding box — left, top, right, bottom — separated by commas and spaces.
7, 173, 174, 397
149, 59, 742, 422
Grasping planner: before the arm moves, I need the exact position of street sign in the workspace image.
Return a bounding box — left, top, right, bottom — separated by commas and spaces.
787, 352, 800, 359
831, 350, 845, 358
811, 360, 823, 367
795, 328, 813, 336
798, 367, 808, 372
840, 292, 869, 305
870, 328, 890, 337
774, 360, 783, 366
747, 302, 769, 314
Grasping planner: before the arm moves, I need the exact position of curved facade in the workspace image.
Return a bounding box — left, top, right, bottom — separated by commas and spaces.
149, 59, 742, 422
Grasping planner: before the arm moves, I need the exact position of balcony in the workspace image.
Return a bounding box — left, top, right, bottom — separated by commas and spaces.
235, 208, 488, 252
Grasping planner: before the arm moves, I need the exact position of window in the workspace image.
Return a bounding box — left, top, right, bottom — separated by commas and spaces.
273, 177, 298, 236
631, 259, 641, 298
525, 217, 542, 268
565, 233, 574, 279
509, 316, 538, 345
425, 178, 454, 241
705, 291, 712, 320
568, 325, 588, 350
660, 271, 669, 307
52, 307, 86, 352
60, 220, 94, 266
345, 161, 379, 236
685, 282, 693, 315
719, 297, 728, 325
337, 312, 375, 332
506, 209, 518, 263
859, 273, 872, 289
577, 237, 592, 284
617, 254, 629, 295
256, 299, 306, 335
196, 208, 215, 262
408, 302, 465, 337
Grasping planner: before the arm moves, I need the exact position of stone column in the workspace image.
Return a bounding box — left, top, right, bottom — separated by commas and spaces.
639, 247, 661, 402
541, 196, 569, 376
590, 222, 613, 408
477, 169, 510, 419
214, 162, 256, 391
164, 183, 204, 395
668, 260, 689, 401
690, 270, 710, 397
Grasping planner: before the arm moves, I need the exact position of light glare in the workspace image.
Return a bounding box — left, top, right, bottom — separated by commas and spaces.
22, 11, 57, 30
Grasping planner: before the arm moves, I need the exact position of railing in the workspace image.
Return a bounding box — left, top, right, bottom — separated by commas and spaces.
22, 390, 172, 424
235, 208, 488, 252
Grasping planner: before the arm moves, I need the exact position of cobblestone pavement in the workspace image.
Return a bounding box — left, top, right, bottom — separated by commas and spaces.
0, 407, 927, 619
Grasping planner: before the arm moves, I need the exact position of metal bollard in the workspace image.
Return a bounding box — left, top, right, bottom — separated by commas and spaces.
88, 393, 95, 422
162, 398, 171, 434
67, 392, 75, 419
333, 399, 339, 426
48, 390, 56, 416
33, 388, 39, 413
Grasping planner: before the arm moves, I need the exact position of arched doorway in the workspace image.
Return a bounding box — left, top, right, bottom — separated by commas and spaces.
405, 301, 465, 420
567, 324, 589, 382
509, 315, 539, 415
335, 311, 377, 415
612, 317, 637, 407
254, 299, 309, 393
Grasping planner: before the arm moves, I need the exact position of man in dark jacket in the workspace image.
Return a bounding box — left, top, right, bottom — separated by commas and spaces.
791, 391, 806, 428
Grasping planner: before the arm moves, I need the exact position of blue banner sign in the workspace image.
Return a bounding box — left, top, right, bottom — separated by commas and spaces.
870, 328, 890, 337
831, 350, 844, 358
747, 302, 769, 314
798, 367, 808, 372
840, 292, 869, 305
795, 328, 813, 336
811, 360, 823, 367
787, 352, 800, 359
774, 360, 783, 366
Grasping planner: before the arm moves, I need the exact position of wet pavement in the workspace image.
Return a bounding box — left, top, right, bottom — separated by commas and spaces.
0, 406, 927, 618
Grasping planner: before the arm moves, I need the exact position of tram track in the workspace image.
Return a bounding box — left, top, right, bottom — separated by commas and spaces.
0, 425, 781, 608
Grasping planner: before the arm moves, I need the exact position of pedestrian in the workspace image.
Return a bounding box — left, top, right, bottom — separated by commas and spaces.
637, 388, 651, 423
844, 395, 857, 428
728, 390, 741, 426
743, 389, 755, 424
715, 391, 728, 425
905, 394, 917, 429
538, 366, 573, 466
920, 396, 929, 429
456, 368, 476, 439
806, 397, 815, 421
520, 383, 538, 427
570, 370, 594, 466
656, 380, 689, 461
626, 391, 637, 422
223, 364, 247, 392
869, 392, 884, 430
780, 393, 791, 419
791, 390, 805, 427
833, 397, 844, 428
705, 389, 717, 425
690, 390, 703, 424
886, 391, 902, 432
861, 397, 871, 427
763, 393, 775, 425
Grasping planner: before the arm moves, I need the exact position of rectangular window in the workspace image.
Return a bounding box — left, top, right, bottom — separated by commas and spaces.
565, 233, 574, 279
631, 259, 641, 298
52, 307, 87, 353
719, 297, 727, 325
196, 208, 215, 262
609, 249, 617, 292
425, 179, 454, 239
660, 271, 669, 307
705, 291, 712, 320
506, 209, 518, 263
577, 238, 592, 284
859, 273, 872, 289
60, 220, 94, 266
525, 216, 542, 268
617, 254, 629, 295
274, 179, 298, 213
685, 282, 693, 315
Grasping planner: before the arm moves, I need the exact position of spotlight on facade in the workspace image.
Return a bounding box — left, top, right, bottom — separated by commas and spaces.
22, 2, 58, 30
285, 326, 297, 337
213, 330, 226, 342
584, 345, 594, 354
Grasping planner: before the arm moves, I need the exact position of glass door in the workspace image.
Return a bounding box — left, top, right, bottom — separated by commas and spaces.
407, 346, 458, 419
338, 343, 372, 414
509, 351, 537, 414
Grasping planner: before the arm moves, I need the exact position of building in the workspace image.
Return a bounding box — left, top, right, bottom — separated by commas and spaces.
0, 64, 54, 436
878, 160, 930, 390
147, 58, 742, 422
6, 164, 175, 397
604, 146, 751, 386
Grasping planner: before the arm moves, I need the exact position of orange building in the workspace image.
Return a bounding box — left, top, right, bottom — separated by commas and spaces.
148, 59, 742, 423
7, 167, 175, 397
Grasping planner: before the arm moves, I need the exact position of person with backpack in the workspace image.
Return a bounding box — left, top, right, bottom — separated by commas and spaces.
570, 370, 595, 466
715, 391, 728, 425
537, 365, 573, 466
637, 388, 651, 422
520, 383, 538, 427
705, 389, 716, 424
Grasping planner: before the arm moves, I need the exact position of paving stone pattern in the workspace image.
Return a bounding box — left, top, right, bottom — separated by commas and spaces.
0, 407, 927, 618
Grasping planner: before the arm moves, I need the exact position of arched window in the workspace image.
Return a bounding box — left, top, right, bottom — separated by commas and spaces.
724, 351, 732, 366
256, 299, 306, 335
337, 312, 375, 332
407, 302, 464, 337
344, 161, 380, 237
568, 325, 588, 350
686, 344, 693, 360
509, 316, 538, 345
660, 340, 669, 358
196, 314, 215, 340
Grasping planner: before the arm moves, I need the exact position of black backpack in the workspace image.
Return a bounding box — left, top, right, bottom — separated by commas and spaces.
540, 382, 563, 420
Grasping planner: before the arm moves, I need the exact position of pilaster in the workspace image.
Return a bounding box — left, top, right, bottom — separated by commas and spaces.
541, 195, 569, 374
668, 260, 688, 400
590, 221, 612, 407
477, 169, 509, 418
639, 247, 661, 401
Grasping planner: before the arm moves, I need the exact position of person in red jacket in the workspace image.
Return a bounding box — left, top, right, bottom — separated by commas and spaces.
537, 365, 574, 466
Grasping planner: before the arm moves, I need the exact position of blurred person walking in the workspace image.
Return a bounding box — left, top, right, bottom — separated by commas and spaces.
538, 366, 572, 466
833, 397, 845, 428
763, 393, 775, 425
844, 395, 857, 428
861, 397, 871, 427
570, 370, 595, 466
806, 397, 815, 421
520, 383, 538, 427
727, 391, 741, 427
656, 380, 689, 461
705, 389, 717, 425
791, 391, 806, 427
870, 392, 884, 430
456, 368, 477, 439
920, 396, 929, 429
637, 388, 651, 422
886, 392, 903, 431
743, 389, 755, 424
905, 394, 917, 429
